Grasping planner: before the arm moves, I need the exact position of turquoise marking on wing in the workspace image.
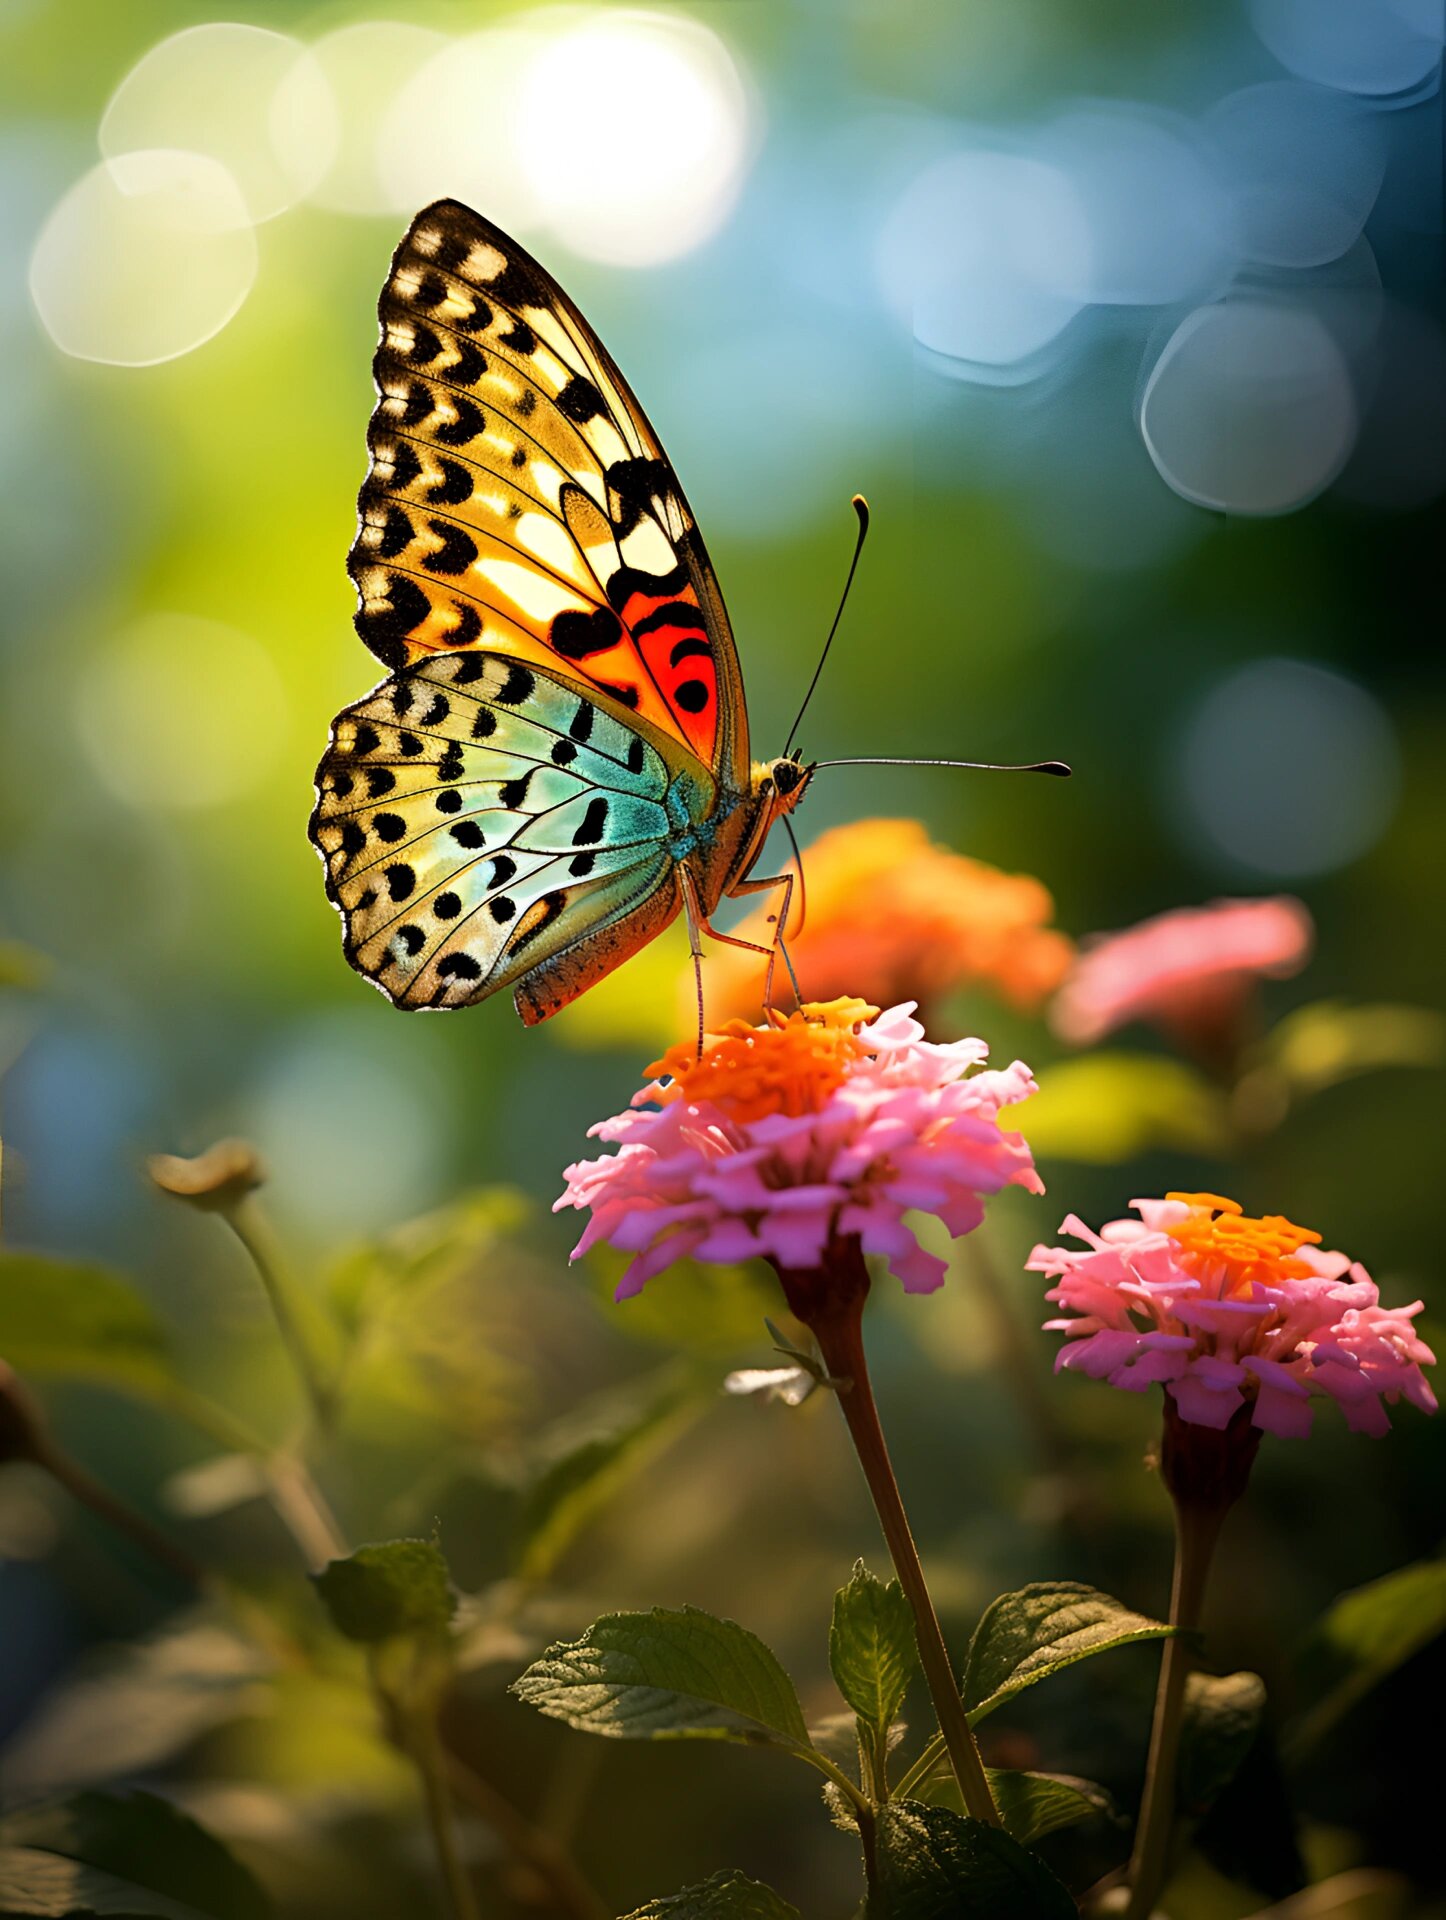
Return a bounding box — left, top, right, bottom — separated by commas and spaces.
309, 651, 681, 1008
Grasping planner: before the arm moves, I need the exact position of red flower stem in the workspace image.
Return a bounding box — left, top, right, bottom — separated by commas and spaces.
1124, 1399, 1257, 1920
796, 1258, 1000, 1827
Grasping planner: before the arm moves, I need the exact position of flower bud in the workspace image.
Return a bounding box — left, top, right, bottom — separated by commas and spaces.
147, 1139, 264, 1213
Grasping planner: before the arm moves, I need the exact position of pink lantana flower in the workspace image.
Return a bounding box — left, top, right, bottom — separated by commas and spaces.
1030, 1193, 1437, 1438
1050, 897, 1313, 1053
556, 999, 1042, 1303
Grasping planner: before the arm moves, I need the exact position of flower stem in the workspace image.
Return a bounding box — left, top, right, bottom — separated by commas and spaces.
221, 1200, 337, 1430
445, 1755, 610, 1920
406, 1705, 482, 1920
1123, 1493, 1227, 1919
801, 1262, 1000, 1827
38, 1438, 208, 1588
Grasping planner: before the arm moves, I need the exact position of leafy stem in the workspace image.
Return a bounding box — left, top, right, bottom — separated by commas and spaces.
781, 1245, 1001, 1828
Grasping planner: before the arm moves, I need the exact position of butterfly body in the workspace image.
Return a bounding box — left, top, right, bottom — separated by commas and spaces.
311, 199, 817, 1022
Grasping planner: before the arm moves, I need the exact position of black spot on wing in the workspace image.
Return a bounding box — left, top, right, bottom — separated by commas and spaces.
366, 768, 396, 798
605, 561, 689, 613
386, 864, 415, 902
496, 664, 535, 705
434, 395, 486, 446
551, 606, 622, 660
434, 891, 462, 920
449, 629, 485, 666
354, 575, 430, 667
471, 708, 496, 740
556, 375, 605, 424
424, 521, 478, 576
499, 771, 533, 809
387, 441, 422, 492
625, 735, 646, 774
438, 952, 482, 980
420, 694, 450, 726
550, 739, 577, 766
397, 924, 426, 955
376, 507, 413, 560
568, 701, 595, 742
488, 894, 517, 924
374, 813, 406, 843
674, 680, 709, 715
435, 789, 462, 814
450, 820, 485, 847
572, 797, 609, 847
499, 316, 537, 355
427, 459, 473, 506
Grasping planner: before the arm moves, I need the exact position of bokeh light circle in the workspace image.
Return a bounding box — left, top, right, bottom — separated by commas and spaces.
516, 11, 750, 265
378, 26, 547, 229
1206, 82, 1386, 269
75, 613, 287, 809
1249, 0, 1445, 99
1177, 658, 1400, 877
29, 151, 258, 366
1036, 104, 1234, 305
305, 21, 448, 215
245, 1012, 448, 1239
877, 147, 1090, 368
99, 23, 336, 225
1139, 300, 1357, 515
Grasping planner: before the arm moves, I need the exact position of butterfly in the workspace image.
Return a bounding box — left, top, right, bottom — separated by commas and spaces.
309, 197, 824, 1026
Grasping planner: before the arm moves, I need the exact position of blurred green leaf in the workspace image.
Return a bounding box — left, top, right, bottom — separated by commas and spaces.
1016, 1054, 1230, 1164
0, 1616, 271, 1797
327, 1188, 531, 1334
590, 1251, 780, 1353
312, 1540, 455, 1645
618, 1869, 801, 1918
0, 1789, 270, 1920
963, 1582, 1178, 1721
919, 1769, 1118, 1847
869, 1800, 1076, 1917
1178, 1670, 1266, 1812
510, 1365, 699, 1583
830, 1560, 918, 1735
1289, 1557, 1446, 1758
1242, 1000, 1446, 1124
511, 1607, 812, 1749
0, 1253, 178, 1402
1243, 1868, 1412, 1918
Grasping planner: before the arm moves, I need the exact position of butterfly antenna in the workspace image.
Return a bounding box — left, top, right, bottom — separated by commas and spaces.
814, 756, 1071, 776
785, 494, 870, 757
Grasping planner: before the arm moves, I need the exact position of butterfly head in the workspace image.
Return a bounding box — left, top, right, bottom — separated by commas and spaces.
754, 751, 815, 819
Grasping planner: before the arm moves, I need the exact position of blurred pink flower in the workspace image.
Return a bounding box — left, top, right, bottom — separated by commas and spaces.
1051, 897, 1313, 1051
1029, 1193, 1437, 1438
556, 999, 1042, 1301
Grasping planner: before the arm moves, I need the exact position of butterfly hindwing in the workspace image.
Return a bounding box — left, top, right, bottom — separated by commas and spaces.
310, 652, 690, 1011
350, 199, 749, 791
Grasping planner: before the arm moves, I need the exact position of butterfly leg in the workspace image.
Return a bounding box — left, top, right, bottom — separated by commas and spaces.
718, 870, 801, 1025
680, 867, 708, 1060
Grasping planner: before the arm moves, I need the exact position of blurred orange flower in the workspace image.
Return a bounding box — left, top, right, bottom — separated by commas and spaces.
697, 819, 1074, 1029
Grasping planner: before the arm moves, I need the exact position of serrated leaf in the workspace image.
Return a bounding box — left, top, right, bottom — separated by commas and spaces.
870, 1800, 1077, 1918
0, 1253, 178, 1402
830, 1561, 918, 1734
1013, 1054, 1230, 1164
511, 1367, 697, 1582
1290, 1557, 1446, 1756
963, 1582, 1177, 1722
919, 1768, 1118, 1846
0, 1789, 271, 1919
511, 1607, 810, 1749
619, 1868, 801, 1918
1178, 1670, 1266, 1812
312, 1540, 455, 1644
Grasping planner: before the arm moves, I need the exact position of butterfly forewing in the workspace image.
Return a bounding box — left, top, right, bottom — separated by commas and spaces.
311, 653, 685, 1011
351, 199, 748, 791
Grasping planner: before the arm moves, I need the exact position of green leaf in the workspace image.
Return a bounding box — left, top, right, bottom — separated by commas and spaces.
1014, 1053, 1230, 1164
312, 1540, 455, 1644
919, 1768, 1118, 1847
830, 1561, 919, 1735
618, 1869, 801, 1918
0, 1253, 178, 1402
510, 1366, 698, 1582
1290, 1557, 1446, 1756
1178, 1670, 1266, 1812
511, 1607, 811, 1749
870, 1801, 1077, 1918
1248, 999, 1446, 1111
0, 1789, 271, 1920
963, 1582, 1178, 1722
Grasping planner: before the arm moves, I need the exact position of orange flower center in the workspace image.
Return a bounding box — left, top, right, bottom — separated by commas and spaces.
1164, 1191, 1323, 1295
648, 999, 880, 1123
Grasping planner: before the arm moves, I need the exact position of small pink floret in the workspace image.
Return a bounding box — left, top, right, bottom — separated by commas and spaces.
1051, 896, 1313, 1046
1029, 1199, 1437, 1438
555, 1004, 1042, 1301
